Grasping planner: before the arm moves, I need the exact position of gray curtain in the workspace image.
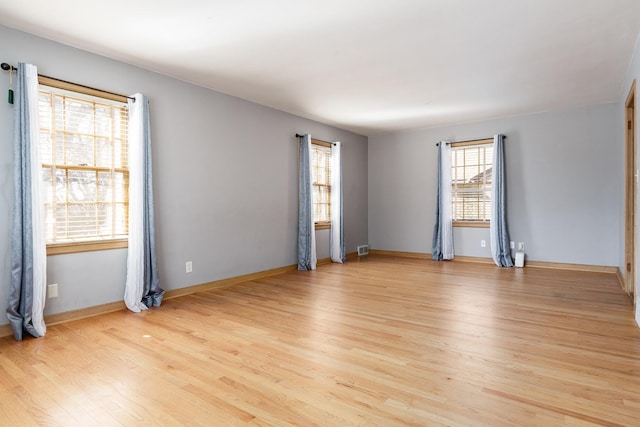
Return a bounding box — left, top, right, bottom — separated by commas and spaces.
124, 94, 164, 312
432, 142, 453, 260
338, 151, 345, 263
432, 143, 444, 260
297, 134, 316, 270
330, 142, 346, 263
140, 95, 164, 306
7, 63, 47, 340
490, 134, 513, 267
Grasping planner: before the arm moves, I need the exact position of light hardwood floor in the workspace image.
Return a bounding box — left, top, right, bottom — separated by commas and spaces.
1, 255, 640, 426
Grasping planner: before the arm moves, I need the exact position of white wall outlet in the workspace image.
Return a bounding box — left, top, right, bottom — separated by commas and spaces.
510, 241, 515, 249
480, 240, 486, 248
518, 242, 525, 251
48, 283, 58, 299
186, 261, 193, 273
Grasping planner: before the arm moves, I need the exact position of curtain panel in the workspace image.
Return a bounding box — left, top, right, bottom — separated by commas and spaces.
489, 134, 513, 267
124, 93, 164, 312
7, 63, 47, 340
330, 141, 345, 263
432, 142, 454, 260
297, 134, 317, 270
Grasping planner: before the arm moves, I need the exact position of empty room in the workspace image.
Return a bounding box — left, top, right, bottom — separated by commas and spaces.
1, 0, 640, 425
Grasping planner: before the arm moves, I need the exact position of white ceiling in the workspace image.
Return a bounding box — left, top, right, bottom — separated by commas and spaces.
1, 0, 639, 136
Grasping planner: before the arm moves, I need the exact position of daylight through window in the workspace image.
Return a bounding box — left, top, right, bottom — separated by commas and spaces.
39, 85, 129, 247
451, 139, 493, 224
311, 141, 332, 225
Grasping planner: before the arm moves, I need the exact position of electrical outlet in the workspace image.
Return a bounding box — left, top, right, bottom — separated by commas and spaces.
518, 242, 525, 251
48, 283, 58, 299
480, 240, 486, 248
510, 241, 515, 249
186, 261, 193, 273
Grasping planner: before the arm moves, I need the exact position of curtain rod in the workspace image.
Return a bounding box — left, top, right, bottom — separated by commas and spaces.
1, 62, 135, 102
295, 133, 337, 146
436, 136, 506, 146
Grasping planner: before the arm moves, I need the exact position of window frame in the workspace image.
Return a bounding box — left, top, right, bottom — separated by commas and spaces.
38, 76, 130, 255
450, 138, 493, 228
310, 139, 332, 230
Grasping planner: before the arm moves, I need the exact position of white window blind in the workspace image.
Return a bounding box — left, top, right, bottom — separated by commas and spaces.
39, 86, 129, 244
451, 141, 493, 223
311, 142, 332, 222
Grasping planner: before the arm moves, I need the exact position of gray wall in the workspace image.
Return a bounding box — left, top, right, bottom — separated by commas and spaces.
0, 25, 368, 326
369, 103, 622, 266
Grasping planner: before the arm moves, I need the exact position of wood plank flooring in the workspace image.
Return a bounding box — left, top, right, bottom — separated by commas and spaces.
1, 255, 640, 426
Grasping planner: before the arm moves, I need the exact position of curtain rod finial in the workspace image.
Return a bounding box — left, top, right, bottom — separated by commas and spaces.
1, 63, 12, 71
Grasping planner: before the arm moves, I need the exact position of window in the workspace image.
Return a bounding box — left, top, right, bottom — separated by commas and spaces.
38, 81, 129, 254
311, 140, 332, 229
451, 139, 493, 226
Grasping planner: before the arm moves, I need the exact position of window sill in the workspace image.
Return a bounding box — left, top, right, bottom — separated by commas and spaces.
453, 221, 490, 228
315, 221, 331, 230
47, 239, 128, 256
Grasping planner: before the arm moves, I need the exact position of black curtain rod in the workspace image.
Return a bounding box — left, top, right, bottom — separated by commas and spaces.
436, 136, 506, 146
295, 133, 337, 145
1, 62, 135, 101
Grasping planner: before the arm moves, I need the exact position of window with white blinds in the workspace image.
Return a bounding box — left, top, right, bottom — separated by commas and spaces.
451, 139, 493, 224
311, 141, 332, 225
38, 85, 129, 247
